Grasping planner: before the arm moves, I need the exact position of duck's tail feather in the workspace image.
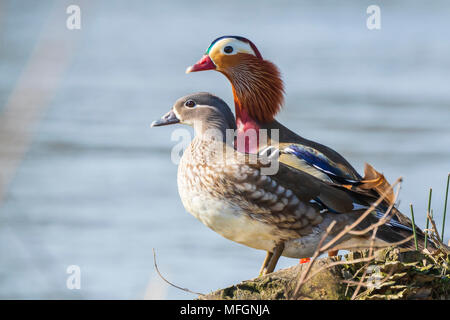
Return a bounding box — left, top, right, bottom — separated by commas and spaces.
352, 206, 438, 251
359, 163, 396, 205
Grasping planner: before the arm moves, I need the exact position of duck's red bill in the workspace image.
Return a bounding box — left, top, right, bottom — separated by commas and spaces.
186, 55, 216, 73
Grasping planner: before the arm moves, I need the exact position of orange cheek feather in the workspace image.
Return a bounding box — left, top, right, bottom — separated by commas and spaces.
211, 52, 285, 126
210, 52, 243, 72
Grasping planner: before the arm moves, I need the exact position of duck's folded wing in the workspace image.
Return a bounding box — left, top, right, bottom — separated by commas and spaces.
280, 144, 396, 204
223, 153, 425, 249
228, 151, 366, 216
281, 143, 360, 184
219, 156, 348, 238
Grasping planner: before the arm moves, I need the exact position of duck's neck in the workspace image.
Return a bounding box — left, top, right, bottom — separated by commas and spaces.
233, 97, 261, 153
226, 58, 284, 153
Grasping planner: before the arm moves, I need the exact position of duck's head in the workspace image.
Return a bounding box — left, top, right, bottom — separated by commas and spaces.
152, 92, 236, 138
186, 36, 284, 124
186, 36, 263, 73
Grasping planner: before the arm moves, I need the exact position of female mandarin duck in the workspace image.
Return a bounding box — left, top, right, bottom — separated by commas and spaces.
152, 93, 425, 275
186, 35, 400, 258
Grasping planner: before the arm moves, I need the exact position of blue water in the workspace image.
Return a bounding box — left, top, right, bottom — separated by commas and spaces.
0, 0, 449, 299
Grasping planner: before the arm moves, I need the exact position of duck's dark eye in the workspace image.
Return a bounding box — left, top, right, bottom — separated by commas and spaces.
224, 46, 233, 54
185, 100, 196, 108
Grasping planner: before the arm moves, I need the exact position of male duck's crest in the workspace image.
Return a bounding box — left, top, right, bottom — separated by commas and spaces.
206, 35, 263, 59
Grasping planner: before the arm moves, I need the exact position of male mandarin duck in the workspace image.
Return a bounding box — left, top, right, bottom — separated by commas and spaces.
186, 35, 402, 259
185, 36, 362, 184
152, 93, 427, 275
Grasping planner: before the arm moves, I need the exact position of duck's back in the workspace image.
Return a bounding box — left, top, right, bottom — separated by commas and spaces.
262, 120, 362, 180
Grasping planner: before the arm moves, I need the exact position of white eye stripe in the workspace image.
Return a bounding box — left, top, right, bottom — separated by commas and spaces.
173, 107, 182, 119
211, 38, 256, 57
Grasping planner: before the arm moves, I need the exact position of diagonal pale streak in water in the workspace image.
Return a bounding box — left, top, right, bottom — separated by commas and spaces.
0, 1, 85, 204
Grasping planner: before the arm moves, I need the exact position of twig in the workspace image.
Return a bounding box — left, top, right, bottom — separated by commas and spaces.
426, 210, 441, 249
331, 235, 414, 251
301, 227, 412, 286
297, 237, 413, 295
345, 262, 370, 295
152, 248, 204, 296
293, 221, 336, 298
291, 179, 407, 299
302, 255, 377, 285
341, 267, 395, 288
344, 267, 397, 300
348, 183, 401, 236
321, 178, 402, 252
351, 217, 381, 300
350, 265, 369, 300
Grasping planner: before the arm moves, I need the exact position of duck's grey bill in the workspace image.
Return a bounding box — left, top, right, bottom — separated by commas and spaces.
151, 109, 180, 127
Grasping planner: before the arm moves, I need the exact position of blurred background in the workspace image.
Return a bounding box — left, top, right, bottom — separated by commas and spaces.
0, 0, 449, 299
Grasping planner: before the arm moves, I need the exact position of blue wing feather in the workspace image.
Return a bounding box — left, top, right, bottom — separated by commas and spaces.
283, 144, 357, 182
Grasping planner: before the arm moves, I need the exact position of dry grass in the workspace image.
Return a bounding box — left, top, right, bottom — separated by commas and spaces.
290, 174, 450, 300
